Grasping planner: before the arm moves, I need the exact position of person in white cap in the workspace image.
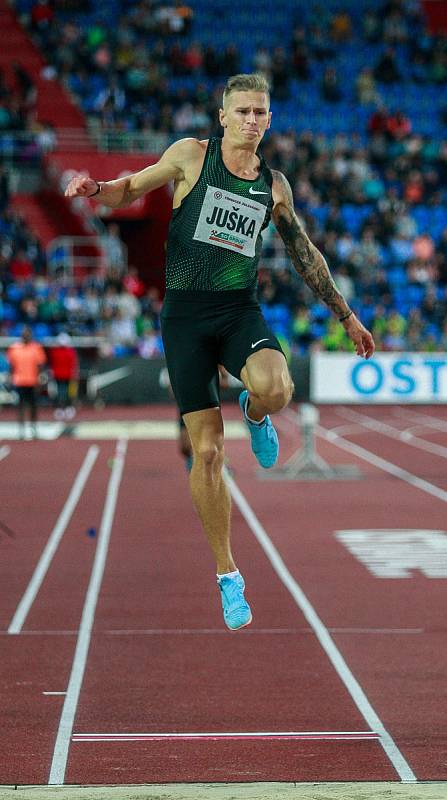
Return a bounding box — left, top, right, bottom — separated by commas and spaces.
48, 332, 79, 420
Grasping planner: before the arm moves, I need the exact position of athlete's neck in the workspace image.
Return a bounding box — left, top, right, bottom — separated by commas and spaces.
220, 139, 260, 179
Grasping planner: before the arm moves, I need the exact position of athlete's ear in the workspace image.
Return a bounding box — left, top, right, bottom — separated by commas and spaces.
219, 107, 226, 128
266, 111, 272, 130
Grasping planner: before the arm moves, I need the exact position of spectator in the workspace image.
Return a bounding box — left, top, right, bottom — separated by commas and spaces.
309, 25, 335, 61
320, 67, 342, 103
123, 266, 146, 298
386, 110, 412, 141
108, 308, 137, 352
253, 47, 273, 81
403, 170, 425, 204
362, 9, 381, 43
31, 0, 54, 33
48, 332, 79, 419
383, 310, 407, 350
270, 48, 291, 101
101, 223, 126, 273
368, 105, 390, 136
334, 266, 355, 302
330, 10, 352, 42
383, 9, 408, 44
291, 307, 313, 352
7, 325, 47, 439
138, 327, 163, 358
9, 249, 34, 281
0, 166, 9, 213
356, 69, 380, 106
374, 48, 401, 83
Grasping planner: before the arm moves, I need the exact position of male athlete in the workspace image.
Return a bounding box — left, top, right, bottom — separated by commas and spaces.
66, 74, 375, 630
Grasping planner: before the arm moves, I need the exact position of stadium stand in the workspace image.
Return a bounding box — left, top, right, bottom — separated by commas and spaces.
1, 0, 447, 356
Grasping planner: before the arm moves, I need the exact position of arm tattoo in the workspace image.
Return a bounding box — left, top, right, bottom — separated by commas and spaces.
272, 172, 349, 318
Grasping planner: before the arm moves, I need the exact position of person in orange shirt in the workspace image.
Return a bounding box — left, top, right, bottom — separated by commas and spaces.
7, 326, 47, 438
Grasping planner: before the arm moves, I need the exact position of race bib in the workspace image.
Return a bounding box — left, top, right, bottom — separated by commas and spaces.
193, 185, 267, 257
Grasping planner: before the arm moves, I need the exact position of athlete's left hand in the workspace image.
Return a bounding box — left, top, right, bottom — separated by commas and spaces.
341, 313, 375, 359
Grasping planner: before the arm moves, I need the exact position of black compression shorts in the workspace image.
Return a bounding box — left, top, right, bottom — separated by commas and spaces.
161, 288, 284, 415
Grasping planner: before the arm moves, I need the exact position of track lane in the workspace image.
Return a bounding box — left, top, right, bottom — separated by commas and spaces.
2, 404, 445, 785
0, 441, 116, 785
260, 407, 447, 779
65, 439, 397, 785
0, 440, 102, 629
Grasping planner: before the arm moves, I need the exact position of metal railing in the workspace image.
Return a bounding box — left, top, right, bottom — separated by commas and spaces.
0, 127, 188, 156
47, 235, 128, 280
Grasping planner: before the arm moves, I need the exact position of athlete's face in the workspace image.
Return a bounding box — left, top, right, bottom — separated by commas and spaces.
220, 91, 271, 147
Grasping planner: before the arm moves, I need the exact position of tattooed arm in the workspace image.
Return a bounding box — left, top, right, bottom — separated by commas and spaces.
271, 170, 375, 359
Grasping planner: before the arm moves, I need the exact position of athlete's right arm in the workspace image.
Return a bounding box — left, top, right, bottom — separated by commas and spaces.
64, 138, 200, 208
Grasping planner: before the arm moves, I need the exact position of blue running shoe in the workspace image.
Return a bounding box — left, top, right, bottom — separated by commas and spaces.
218, 572, 252, 631
239, 389, 279, 469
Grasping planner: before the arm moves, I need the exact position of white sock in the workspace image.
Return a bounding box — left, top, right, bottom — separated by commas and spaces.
244, 395, 265, 426
217, 569, 240, 580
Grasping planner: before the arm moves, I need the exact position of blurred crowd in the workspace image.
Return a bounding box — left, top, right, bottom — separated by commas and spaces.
1, 0, 447, 356
11, 0, 445, 137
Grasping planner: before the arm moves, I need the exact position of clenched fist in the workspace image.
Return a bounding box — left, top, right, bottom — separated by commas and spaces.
65, 175, 100, 198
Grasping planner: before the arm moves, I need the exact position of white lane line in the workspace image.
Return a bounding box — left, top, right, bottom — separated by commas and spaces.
394, 408, 447, 432
336, 407, 447, 460
223, 467, 416, 783
8, 446, 100, 635
43, 692, 67, 696
72, 730, 379, 742
0, 627, 424, 636
102, 627, 422, 636
48, 438, 127, 786
1, 630, 77, 636
282, 408, 447, 505
0, 445, 11, 461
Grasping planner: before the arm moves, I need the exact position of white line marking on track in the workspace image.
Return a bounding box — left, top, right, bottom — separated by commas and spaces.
43, 692, 67, 696
223, 466, 417, 783
8, 445, 99, 635
394, 408, 447, 432
48, 438, 127, 786
282, 408, 447, 505
0, 626, 424, 636
102, 627, 423, 636
0, 445, 11, 461
72, 730, 379, 742
330, 628, 423, 634
336, 407, 447, 460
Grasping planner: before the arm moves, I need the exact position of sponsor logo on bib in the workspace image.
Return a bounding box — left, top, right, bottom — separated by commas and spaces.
193, 185, 267, 257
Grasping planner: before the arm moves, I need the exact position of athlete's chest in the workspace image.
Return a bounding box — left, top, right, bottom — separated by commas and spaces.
193, 183, 270, 257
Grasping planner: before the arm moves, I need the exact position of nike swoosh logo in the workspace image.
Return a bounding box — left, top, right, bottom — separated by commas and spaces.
248, 187, 268, 195
251, 338, 269, 348
87, 366, 132, 393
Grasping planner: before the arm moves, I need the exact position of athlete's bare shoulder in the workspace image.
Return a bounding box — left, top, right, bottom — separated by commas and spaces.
168, 137, 208, 169
270, 169, 294, 205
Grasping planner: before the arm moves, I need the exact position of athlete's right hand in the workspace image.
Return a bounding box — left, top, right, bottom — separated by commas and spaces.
65, 175, 99, 198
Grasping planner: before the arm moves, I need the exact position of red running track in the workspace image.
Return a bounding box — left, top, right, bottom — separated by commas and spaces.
0, 403, 446, 785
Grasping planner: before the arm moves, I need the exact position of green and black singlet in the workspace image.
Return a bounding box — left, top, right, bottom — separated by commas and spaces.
166, 137, 273, 292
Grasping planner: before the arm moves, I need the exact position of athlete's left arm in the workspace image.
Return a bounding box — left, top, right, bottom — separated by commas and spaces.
271, 170, 375, 359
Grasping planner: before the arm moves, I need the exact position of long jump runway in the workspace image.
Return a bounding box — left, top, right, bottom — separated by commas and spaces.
0, 403, 446, 792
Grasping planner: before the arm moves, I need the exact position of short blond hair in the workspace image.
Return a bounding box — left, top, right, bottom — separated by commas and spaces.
223, 73, 270, 107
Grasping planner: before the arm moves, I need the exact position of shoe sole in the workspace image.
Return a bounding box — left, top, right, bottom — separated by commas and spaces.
226, 613, 253, 631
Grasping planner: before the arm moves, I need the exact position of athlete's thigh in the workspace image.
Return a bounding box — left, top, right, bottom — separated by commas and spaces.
218, 303, 284, 380
161, 312, 220, 414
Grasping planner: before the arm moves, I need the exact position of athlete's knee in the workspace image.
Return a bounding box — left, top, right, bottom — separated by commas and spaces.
254, 374, 293, 413
193, 438, 225, 475
261, 386, 291, 413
